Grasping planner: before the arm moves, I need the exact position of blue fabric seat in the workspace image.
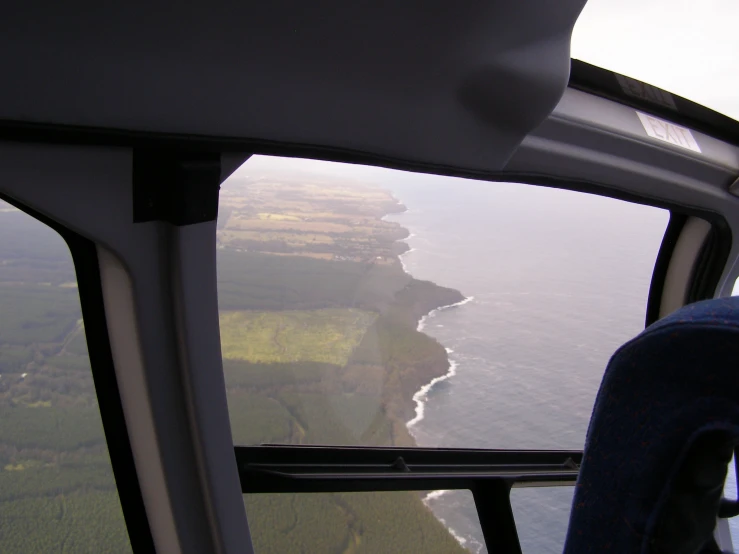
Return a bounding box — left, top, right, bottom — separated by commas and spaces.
563, 296, 739, 554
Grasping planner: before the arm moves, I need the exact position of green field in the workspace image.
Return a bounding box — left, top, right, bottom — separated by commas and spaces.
217, 254, 468, 552
220, 309, 377, 365
218, 177, 407, 262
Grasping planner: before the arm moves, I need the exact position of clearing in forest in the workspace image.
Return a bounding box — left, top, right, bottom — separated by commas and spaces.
219, 308, 377, 366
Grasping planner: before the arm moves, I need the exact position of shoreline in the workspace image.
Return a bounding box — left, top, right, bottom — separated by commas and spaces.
407, 296, 474, 430
424, 490, 484, 554
387, 198, 475, 550
389, 200, 473, 433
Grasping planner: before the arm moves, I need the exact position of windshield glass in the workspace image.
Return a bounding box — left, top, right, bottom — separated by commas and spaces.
572, 0, 739, 121
218, 155, 669, 553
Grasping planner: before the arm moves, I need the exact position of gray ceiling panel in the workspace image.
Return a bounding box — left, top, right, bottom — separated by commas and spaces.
0, 0, 586, 170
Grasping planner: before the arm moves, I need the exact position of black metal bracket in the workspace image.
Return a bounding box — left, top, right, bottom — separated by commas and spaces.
237, 445, 581, 493
236, 445, 582, 554
132, 149, 221, 225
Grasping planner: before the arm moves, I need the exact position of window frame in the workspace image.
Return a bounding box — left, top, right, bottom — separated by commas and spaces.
216, 168, 732, 552
237, 444, 581, 552
0, 192, 156, 553
2, 152, 734, 554
0, 63, 736, 554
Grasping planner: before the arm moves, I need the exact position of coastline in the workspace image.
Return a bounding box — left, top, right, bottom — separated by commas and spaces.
407, 297, 474, 430
388, 201, 472, 434
387, 198, 476, 551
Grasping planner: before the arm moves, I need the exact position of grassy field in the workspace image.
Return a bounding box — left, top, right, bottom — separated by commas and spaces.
214, 240, 468, 551
217, 175, 406, 262
220, 309, 377, 365
220, 229, 336, 247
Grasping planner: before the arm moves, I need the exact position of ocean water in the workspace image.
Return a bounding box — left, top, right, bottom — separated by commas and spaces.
237, 156, 738, 551
383, 178, 733, 552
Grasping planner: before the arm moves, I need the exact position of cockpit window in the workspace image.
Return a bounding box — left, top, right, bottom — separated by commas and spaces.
0, 200, 131, 553
572, 0, 739, 121
217, 155, 668, 551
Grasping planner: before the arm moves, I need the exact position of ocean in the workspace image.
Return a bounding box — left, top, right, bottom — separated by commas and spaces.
382, 177, 737, 553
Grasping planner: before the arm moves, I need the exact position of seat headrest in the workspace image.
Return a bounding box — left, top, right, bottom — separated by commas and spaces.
563, 296, 739, 554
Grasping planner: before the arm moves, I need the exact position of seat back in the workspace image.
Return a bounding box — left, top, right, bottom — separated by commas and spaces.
563, 297, 739, 554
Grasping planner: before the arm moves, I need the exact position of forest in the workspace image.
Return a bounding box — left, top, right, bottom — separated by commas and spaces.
0, 205, 132, 553
0, 174, 469, 553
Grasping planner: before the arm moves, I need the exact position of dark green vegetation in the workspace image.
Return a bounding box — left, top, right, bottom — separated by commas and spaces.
0, 169, 470, 554
221, 266, 469, 552
217, 250, 411, 312
217, 252, 467, 552
0, 205, 132, 553
216, 178, 466, 552
218, 250, 464, 448
245, 492, 467, 554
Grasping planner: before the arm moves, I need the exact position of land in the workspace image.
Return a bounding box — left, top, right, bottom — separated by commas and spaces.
0, 167, 468, 553
218, 171, 466, 552
0, 209, 130, 552
218, 173, 409, 262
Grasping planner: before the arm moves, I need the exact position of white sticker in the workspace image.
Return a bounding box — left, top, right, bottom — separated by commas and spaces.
636, 112, 701, 153
617, 75, 677, 109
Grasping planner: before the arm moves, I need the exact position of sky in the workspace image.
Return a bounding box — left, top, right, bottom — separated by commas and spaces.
571, 0, 739, 120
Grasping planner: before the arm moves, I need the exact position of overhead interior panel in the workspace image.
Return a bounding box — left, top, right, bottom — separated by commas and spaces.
0, 0, 587, 170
